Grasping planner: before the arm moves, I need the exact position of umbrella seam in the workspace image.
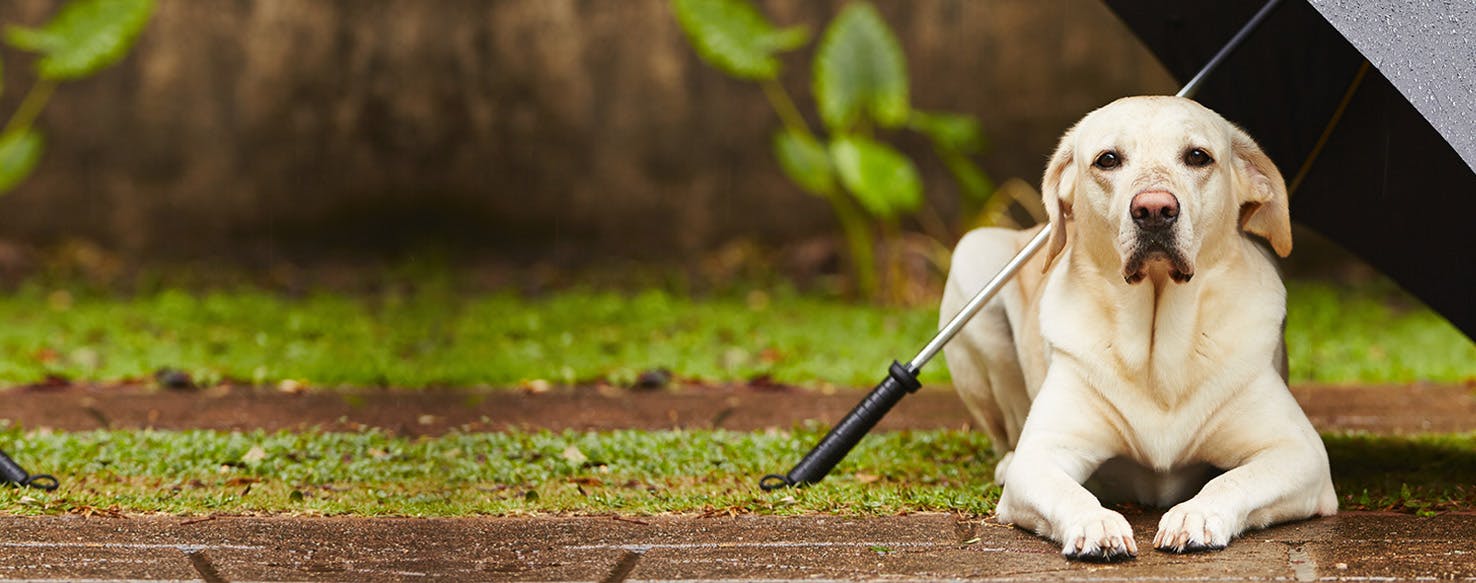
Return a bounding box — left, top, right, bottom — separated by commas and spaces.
1288, 60, 1372, 196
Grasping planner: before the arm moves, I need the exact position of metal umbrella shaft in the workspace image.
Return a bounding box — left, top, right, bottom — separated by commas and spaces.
759, 0, 1282, 491
761, 228, 1050, 490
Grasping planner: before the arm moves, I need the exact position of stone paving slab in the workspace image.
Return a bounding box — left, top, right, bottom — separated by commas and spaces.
0, 512, 1472, 581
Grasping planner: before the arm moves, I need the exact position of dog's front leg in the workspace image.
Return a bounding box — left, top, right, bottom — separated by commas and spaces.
996, 378, 1136, 561
1155, 378, 1338, 552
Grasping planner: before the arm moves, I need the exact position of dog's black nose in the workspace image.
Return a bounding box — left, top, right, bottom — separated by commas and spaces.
1131, 191, 1179, 230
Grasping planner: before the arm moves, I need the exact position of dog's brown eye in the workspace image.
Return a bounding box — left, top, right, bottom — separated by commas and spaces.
1184, 148, 1213, 167
1093, 151, 1121, 170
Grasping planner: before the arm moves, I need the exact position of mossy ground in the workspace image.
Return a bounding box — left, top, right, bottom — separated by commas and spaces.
0, 279, 1468, 389
0, 426, 1469, 516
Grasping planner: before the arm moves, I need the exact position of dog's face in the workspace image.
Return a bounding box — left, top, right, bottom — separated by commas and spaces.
1040, 96, 1292, 284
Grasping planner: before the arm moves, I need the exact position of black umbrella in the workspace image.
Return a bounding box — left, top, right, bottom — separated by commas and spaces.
1105, 0, 1476, 338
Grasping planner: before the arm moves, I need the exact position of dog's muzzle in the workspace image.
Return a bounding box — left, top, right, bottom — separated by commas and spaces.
1124, 191, 1193, 284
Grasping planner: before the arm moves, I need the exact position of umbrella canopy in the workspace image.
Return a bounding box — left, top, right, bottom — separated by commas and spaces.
1103, 0, 1476, 339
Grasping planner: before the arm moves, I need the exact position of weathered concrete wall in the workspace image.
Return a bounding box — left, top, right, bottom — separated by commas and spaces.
0, 0, 1174, 264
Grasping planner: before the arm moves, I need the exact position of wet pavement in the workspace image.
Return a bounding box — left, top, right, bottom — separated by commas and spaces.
0, 512, 1472, 581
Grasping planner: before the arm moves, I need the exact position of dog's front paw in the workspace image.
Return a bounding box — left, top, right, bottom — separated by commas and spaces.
1154, 502, 1234, 553
1060, 508, 1137, 561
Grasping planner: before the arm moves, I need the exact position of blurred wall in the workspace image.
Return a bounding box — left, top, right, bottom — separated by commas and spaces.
0, 0, 1174, 265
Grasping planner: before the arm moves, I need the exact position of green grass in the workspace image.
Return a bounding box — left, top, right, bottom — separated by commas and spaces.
0, 426, 1468, 516
1285, 281, 1476, 384
0, 279, 1468, 389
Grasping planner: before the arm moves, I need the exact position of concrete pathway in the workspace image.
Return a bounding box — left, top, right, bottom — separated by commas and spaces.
0, 512, 1472, 581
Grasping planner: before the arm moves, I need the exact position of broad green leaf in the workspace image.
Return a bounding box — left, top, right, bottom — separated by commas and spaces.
3, 27, 55, 52
910, 110, 984, 154
944, 154, 994, 203
813, 2, 909, 132
773, 129, 835, 196
672, 0, 808, 80
829, 135, 921, 219
0, 129, 44, 195
4, 0, 155, 81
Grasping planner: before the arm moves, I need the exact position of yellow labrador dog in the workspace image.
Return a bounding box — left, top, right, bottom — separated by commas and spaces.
942, 96, 1336, 561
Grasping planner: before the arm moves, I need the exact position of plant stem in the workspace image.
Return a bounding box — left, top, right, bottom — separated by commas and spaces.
824, 191, 877, 300
3, 79, 57, 136
760, 79, 813, 137
915, 198, 954, 245
879, 219, 903, 305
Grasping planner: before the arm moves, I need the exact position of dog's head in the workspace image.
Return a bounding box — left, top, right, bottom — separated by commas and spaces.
1040, 96, 1291, 284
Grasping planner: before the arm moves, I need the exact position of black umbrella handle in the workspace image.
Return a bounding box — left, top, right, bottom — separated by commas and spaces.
760, 361, 921, 490
0, 449, 58, 491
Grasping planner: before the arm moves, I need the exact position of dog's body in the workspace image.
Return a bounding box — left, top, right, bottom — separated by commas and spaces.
942, 96, 1336, 561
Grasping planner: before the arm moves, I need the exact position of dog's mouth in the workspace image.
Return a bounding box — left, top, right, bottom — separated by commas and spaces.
1123, 238, 1194, 284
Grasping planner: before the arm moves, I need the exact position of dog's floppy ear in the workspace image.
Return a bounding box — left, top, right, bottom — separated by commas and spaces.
1230, 125, 1292, 257
1040, 127, 1078, 270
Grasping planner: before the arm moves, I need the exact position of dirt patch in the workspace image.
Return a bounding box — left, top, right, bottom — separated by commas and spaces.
1, 382, 1472, 435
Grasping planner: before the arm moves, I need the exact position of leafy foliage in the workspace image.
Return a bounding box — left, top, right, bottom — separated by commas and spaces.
4, 0, 155, 80
910, 110, 984, 156
773, 128, 835, 195
813, 2, 910, 131
830, 135, 921, 219
673, 0, 997, 300
0, 129, 43, 194
0, 0, 154, 196
912, 110, 995, 204
671, 0, 807, 80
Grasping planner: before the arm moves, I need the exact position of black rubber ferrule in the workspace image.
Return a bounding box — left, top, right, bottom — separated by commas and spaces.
760, 361, 921, 490
0, 449, 57, 491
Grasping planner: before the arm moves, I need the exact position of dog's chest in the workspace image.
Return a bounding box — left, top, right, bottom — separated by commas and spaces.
1047, 277, 1270, 468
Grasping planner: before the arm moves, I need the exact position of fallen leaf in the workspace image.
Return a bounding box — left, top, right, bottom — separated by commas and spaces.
241, 446, 267, 464
561, 445, 588, 465
277, 379, 307, 394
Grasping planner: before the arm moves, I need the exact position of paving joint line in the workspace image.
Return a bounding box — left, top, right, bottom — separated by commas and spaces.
0, 542, 263, 551
184, 547, 229, 583
600, 548, 645, 583
570, 541, 994, 551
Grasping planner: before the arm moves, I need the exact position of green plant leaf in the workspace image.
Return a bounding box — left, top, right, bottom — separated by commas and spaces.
672, 0, 808, 81
773, 129, 835, 196
910, 110, 984, 154
813, 2, 909, 132
829, 135, 921, 219
0, 129, 44, 195
4, 0, 155, 81
944, 155, 994, 203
